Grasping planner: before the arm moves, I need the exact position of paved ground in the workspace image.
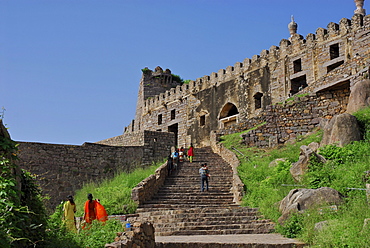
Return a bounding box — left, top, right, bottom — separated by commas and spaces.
155, 233, 305, 246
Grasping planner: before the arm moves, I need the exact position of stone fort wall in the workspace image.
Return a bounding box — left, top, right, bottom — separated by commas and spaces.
220, 89, 351, 147
125, 13, 370, 148
17, 130, 175, 210
13, 8, 370, 212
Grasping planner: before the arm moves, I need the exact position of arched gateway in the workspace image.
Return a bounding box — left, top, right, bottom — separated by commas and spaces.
219, 103, 239, 128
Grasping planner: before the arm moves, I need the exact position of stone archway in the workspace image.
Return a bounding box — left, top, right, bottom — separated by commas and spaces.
219, 103, 239, 128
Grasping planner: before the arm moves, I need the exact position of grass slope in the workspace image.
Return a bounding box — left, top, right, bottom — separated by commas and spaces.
220, 107, 370, 247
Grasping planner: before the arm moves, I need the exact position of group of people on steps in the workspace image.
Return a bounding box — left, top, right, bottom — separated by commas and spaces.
64, 144, 210, 233
62, 193, 108, 232
167, 143, 194, 175
167, 143, 211, 192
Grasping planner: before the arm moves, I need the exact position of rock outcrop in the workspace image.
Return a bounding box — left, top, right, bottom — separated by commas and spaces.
278, 187, 344, 224
290, 144, 327, 181
347, 79, 370, 114
105, 222, 155, 248
320, 113, 361, 147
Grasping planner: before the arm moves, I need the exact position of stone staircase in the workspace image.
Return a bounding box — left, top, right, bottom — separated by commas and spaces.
129, 147, 275, 236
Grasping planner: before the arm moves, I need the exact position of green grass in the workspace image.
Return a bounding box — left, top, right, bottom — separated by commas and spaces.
275, 93, 309, 105
13, 105, 370, 247
221, 128, 323, 221
45, 160, 165, 248
74, 162, 164, 216
219, 122, 266, 149
219, 107, 370, 246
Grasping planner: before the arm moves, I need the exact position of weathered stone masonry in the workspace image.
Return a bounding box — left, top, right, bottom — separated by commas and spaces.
221, 89, 350, 148
17, 142, 144, 210
124, 13, 370, 149
14, 6, 370, 212
17, 130, 175, 210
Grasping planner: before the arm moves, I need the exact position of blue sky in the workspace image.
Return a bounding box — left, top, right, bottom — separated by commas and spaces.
1, 0, 362, 145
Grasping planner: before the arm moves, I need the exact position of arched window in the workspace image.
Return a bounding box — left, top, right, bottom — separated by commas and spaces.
219, 103, 239, 119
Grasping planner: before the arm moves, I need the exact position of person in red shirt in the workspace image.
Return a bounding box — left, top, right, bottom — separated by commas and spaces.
187, 143, 194, 163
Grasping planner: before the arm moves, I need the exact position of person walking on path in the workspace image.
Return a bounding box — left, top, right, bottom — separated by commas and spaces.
171, 149, 179, 170
167, 155, 173, 175
179, 147, 185, 162
83, 193, 97, 227
187, 143, 194, 163
199, 163, 210, 192
63, 195, 77, 232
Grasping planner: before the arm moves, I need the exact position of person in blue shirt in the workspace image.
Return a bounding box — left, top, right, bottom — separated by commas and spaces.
199, 163, 210, 192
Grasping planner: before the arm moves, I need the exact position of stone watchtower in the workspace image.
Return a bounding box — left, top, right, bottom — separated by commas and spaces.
129, 66, 182, 133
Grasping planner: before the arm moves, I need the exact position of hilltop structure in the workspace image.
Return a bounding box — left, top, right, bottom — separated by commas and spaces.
16, 0, 370, 210
99, 0, 369, 148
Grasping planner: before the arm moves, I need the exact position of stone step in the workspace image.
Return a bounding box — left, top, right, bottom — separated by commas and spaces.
153, 193, 232, 198
162, 181, 232, 185
155, 234, 305, 248
141, 201, 235, 206
134, 206, 260, 215
159, 185, 232, 188
155, 221, 274, 231
135, 214, 262, 223
155, 224, 274, 236
150, 195, 234, 200
157, 188, 232, 192
152, 217, 269, 226
146, 194, 234, 200
134, 146, 275, 239
136, 204, 238, 211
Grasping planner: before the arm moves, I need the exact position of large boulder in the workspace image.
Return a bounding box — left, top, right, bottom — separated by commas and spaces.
290, 144, 327, 181
347, 79, 370, 114
278, 187, 344, 224
320, 113, 361, 147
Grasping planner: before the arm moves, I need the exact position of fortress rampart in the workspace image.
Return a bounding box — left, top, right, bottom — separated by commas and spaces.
140, 14, 369, 112
17, 130, 175, 210
124, 13, 369, 148
13, 3, 370, 211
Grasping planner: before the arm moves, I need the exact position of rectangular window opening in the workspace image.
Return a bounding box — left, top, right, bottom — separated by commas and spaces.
290, 75, 307, 95
200, 115, 206, 126
330, 43, 340, 60
158, 114, 162, 125
254, 92, 263, 109
327, 61, 344, 73
293, 59, 302, 73
171, 109, 176, 120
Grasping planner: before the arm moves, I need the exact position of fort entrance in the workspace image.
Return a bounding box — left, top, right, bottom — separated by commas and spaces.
219, 102, 239, 128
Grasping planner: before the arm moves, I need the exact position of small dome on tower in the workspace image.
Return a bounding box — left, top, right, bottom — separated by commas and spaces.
288, 15, 298, 37
354, 0, 366, 15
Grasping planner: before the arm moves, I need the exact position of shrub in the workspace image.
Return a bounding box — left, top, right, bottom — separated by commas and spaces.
0, 136, 47, 248
352, 106, 370, 140
279, 213, 304, 238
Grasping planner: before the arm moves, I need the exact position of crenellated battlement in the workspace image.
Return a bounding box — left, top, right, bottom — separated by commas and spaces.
141, 14, 369, 114
126, 7, 370, 148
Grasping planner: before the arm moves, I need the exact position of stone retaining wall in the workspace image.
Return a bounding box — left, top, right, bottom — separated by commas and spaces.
17, 131, 175, 211
105, 221, 155, 248
210, 131, 244, 205
131, 162, 168, 205
220, 88, 349, 148
18, 142, 143, 211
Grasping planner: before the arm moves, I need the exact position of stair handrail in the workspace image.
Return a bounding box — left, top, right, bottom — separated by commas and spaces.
231, 146, 249, 160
